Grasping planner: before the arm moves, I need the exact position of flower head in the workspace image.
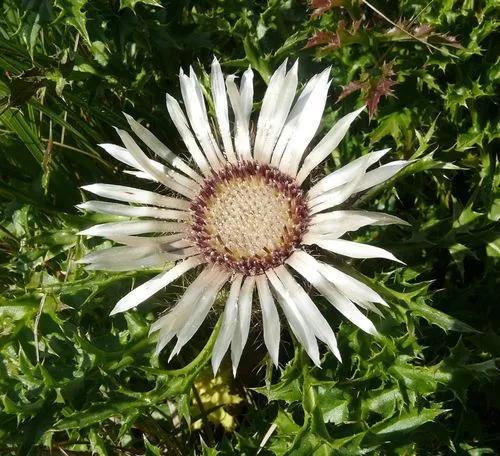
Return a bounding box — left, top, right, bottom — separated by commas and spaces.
78, 58, 409, 375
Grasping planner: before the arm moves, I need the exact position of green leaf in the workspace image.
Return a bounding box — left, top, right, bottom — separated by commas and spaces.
486, 236, 500, 258
55, 317, 222, 430
0, 109, 44, 165
316, 385, 349, 425
362, 387, 405, 417
0, 295, 39, 320
144, 435, 161, 456
200, 438, 220, 456
20, 1, 54, 58
408, 300, 478, 333
119, 0, 163, 10
369, 109, 413, 147
54, 0, 90, 44
55, 397, 146, 430
243, 37, 272, 83
370, 406, 446, 435
254, 353, 302, 404
88, 428, 109, 456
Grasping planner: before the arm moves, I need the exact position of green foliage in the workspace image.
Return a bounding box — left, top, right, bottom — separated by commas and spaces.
0, 0, 498, 454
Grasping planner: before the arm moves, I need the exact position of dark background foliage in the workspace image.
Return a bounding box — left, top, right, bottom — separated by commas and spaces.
0, 0, 498, 454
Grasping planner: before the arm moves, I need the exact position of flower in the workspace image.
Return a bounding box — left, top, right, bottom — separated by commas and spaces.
78, 58, 409, 375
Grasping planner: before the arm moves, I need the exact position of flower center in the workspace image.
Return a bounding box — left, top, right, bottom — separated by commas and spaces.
190, 161, 309, 275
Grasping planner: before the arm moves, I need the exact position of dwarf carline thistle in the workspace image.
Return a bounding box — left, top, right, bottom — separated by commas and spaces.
78, 58, 409, 375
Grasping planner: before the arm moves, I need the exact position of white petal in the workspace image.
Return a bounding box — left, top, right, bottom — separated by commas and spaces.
123, 168, 198, 193
106, 233, 185, 246
226, 75, 252, 160
166, 94, 211, 175
287, 251, 378, 335
159, 238, 193, 250
253, 59, 287, 161
254, 60, 298, 164
115, 129, 197, 198
169, 268, 230, 359
79, 245, 156, 263
152, 267, 217, 352
274, 266, 341, 361
231, 276, 255, 375
101, 142, 197, 193
190, 83, 226, 167
313, 239, 404, 263
211, 58, 237, 164
266, 268, 320, 366
110, 256, 204, 315
256, 275, 280, 366
306, 210, 409, 239
212, 274, 243, 374
150, 267, 212, 333
82, 247, 196, 272
309, 184, 363, 215
160, 166, 201, 191
270, 73, 320, 167
123, 113, 203, 183
85, 257, 172, 272
307, 172, 365, 215
307, 149, 391, 199
308, 169, 364, 210
99, 143, 138, 169
296, 106, 365, 184
189, 67, 206, 112
240, 67, 254, 121
79, 221, 186, 237
351, 299, 384, 316
354, 160, 411, 193
81, 184, 190, 210
179, 71, 223, 170
123, 167, 200, 194
117, 129, 199, 195
310, 210, 409, 228
99, 142, 200, 192
77, 201, 189, 221
314, 260, 387, 307
106, 238, 192, 255
278, 68, 331, 176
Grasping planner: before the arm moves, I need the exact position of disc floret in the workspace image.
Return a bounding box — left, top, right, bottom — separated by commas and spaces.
190, 161, 309, 275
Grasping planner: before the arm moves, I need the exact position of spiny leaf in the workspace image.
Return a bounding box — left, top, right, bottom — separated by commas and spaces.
407, 300, 478, 333
53, 0, 90, 44
338, 61, 398, 119
370, 405, 446, 435
119, 0, 163, 11
309, 0, 344, 19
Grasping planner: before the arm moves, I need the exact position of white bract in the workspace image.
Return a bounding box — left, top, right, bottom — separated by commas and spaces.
78, 58, 410, 375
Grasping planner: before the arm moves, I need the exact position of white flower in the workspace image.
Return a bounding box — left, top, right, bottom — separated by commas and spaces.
78, 58, 410, 375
